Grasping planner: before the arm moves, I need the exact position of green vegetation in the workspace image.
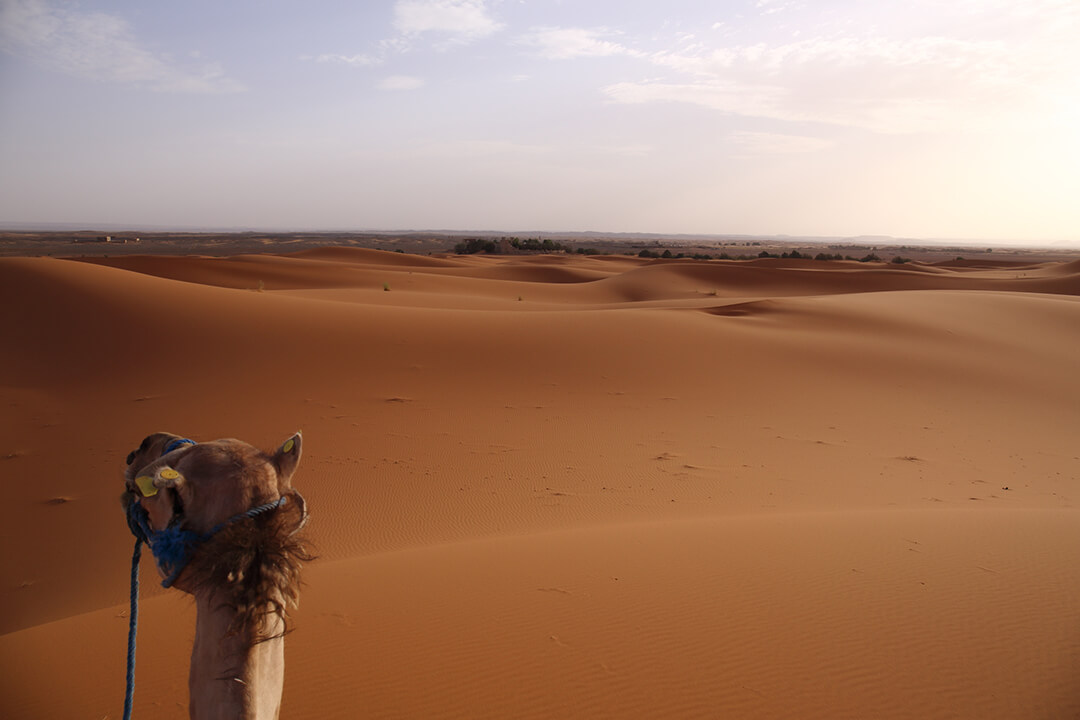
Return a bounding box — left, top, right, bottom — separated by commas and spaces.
630, 248, 898, 263
638, 249, 719, 260
453, 236, 572, 254
454, 238, 498, 254
756, 249, 807, 259
452, 238, 907, 265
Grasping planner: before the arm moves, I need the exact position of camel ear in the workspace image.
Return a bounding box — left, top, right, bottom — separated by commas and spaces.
273, 432, 302, 487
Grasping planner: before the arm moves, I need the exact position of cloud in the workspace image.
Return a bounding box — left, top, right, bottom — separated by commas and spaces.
304, 36, 409, 69
594, 143, 653, 157
414, 138, 553, 158
379, 74, 425, 90
729, 131, 832, 155
602, 3, 1080, 135
313, 53, 383, 68
755, 0, 794, 16
518, 27, 637, 60
604, 80, 773, 116
393, 0, 502, 43
308, 1, 499, 72
0, 0, 243, 93
603, 78, 965, 136
604, 31, 1066, 134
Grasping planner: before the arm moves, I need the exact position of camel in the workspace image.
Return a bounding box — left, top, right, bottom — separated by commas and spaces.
122, 432, 311, 720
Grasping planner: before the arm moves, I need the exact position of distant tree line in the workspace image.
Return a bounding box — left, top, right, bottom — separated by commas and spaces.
637, 249, 912, 263
454, 237, 911, 264
453, 237, 501, 254
454, 236, 588, 254
637, 249, 718, 260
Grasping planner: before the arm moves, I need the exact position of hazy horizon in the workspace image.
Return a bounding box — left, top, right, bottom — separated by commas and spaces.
2, 1, 1078, 246
7, 221, 1076, 251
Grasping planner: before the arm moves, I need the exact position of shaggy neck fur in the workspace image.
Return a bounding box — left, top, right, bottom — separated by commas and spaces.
182, 499, 310, 720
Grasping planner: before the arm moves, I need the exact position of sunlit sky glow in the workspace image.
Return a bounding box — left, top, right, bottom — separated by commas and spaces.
1, 0, 1078, 243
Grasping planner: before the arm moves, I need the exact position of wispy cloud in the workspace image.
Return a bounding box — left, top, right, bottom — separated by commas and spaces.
603, 3, 1080, 135
393, 0, 502, 44
313, 53, 383, 68
0, 0, 243, 93
379, 74, 425, 90
414, 138, 553, 158
308, 1, 501, 73
729, 131, 831, 155
518, 27, 638, 60
755, 0, 794, 16
303, 36, 409, 69
412, 138, 651, 161
606, 35, 1048, 133
593, 143, 653, 157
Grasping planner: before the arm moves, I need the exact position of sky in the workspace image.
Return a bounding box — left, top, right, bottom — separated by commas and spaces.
1, 0, 1078, 243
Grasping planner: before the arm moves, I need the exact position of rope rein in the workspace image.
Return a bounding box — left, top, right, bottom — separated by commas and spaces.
123, 538, 142, 720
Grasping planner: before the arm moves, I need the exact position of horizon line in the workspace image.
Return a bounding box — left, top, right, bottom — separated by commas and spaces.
1, 222, 1077, 249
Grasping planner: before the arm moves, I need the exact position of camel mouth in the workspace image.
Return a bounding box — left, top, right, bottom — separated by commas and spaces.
123, 476, 143, 497
123, 482, 187, 534
168, 491, 186, 528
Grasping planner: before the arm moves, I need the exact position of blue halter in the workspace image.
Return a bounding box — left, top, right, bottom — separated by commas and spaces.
161, 437, 197, 455
125, 494, 288, 588
126, 436, 285, 587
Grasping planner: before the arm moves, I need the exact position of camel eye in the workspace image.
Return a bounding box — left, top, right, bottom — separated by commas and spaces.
126, 451, 136, 465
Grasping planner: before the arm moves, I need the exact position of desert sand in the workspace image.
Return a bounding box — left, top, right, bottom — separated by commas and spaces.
1, 248, 1078, 718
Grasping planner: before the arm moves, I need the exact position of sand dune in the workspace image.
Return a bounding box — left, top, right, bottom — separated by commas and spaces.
1, 251, 1078, 718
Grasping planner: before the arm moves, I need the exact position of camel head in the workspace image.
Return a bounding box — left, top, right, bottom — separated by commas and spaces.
123, 432, 306, 594
121, 432, 312, 719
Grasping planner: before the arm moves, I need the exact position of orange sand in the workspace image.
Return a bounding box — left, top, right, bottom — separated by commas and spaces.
1, 250, 1078, 718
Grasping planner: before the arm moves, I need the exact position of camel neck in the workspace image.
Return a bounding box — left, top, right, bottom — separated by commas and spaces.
189, 589, 285, 720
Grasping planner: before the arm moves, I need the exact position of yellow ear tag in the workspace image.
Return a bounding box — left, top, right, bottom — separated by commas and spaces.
283, 438, 295, 453
159, 468, 180, 481
135, 475, 158, 497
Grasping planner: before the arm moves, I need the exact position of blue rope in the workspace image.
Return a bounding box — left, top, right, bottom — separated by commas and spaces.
123, 537, 142, 720
206, 496, 287, 536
